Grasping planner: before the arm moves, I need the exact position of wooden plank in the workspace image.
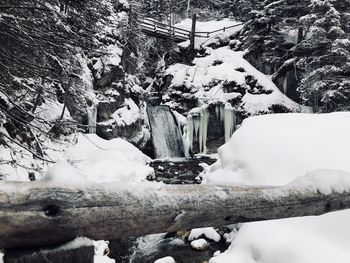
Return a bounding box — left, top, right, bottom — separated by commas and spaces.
0, 180, 350, 249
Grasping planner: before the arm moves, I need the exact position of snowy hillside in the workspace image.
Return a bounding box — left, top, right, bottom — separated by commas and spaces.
165, 46, 309, 114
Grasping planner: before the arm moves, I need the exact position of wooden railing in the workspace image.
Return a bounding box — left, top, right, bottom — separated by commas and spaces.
138, 16, 244, 42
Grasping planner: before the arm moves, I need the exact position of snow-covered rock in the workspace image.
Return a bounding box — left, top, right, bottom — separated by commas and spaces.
190, 239, 209, 251
154, 256, 176, 263
189, 227, 221, 242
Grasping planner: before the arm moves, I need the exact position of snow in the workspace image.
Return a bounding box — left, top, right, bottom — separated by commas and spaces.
49, 134, 153, 183
213, 250, 221, 257
204, 112, 350, 186
210, 210, 350, 263
154, 256, 176, 263
166, 46, 310, 115
190, 238, 208, 250
42, 237, 93, 252
189, 227, 221, 242
111, 98, 140, 126
287, 170, 350, 195
205, 112, 350, 263
94, 240, 115, 263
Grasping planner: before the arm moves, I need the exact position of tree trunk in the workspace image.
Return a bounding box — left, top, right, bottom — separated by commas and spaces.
0, 180, 349, 249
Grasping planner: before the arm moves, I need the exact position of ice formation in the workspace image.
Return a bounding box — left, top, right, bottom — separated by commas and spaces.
187, 106, 209, 154
224, 104, 236, 142
187, 104, 236, 154
87, 104, 97, 134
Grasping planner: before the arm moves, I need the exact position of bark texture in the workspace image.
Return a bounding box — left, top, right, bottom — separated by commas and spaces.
0, 180, 349, 249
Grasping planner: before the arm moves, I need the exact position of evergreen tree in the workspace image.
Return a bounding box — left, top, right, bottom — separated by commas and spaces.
297, 0, 350, 111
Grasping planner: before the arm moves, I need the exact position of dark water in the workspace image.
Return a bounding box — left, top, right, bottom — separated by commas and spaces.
148, 156, 217, 184
110, 228, 232, 263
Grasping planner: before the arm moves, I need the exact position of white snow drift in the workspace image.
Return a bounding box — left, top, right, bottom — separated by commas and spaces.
205, 112, 350, 263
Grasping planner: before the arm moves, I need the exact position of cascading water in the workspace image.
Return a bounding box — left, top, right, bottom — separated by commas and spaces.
87, 104, 97, 134
147, 105, 185, 159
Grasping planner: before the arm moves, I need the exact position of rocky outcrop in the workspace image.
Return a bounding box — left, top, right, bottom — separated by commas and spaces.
272, 59, 303, 103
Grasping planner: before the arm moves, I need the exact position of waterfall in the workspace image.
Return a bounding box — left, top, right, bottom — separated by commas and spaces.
224, 104, 236, 142
187, 107, 209, 154
147, 105, 185, 159
87, 105, 97, 134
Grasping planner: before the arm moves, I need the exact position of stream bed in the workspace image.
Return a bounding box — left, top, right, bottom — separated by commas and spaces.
148, 156, 217, 184
109, 156, 235, 263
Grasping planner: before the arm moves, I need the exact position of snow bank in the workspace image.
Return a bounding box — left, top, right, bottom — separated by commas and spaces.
210, 210, 350, 263
205, 112, 350, 186
48, 134, 153, 183
206, 112, 350, 263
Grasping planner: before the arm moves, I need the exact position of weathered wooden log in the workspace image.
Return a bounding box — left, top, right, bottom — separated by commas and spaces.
0, 180, 350, 249
4, 240, 94, 263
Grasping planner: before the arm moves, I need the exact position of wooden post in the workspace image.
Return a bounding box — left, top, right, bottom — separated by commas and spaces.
189, 13, 197, 60
1, 180, 350, 249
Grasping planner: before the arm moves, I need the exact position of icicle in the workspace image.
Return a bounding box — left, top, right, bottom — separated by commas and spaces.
224, 104, 236, 142
283, 74, 288, 94
182, 126, 190, 158
187, 114, 194, 153
193, 114, 200, 140
199, 108, 209, 153
186, 106, 209, 154
87, 104, 97, 134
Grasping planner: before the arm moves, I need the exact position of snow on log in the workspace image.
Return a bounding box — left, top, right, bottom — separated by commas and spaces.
0, 179, 350, 249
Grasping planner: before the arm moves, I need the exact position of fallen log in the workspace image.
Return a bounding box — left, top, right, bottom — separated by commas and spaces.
0, 180, 350, 249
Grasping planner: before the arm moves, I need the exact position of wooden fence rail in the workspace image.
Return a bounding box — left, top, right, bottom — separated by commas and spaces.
0, 179, 350, 249
138, 16, 245, 42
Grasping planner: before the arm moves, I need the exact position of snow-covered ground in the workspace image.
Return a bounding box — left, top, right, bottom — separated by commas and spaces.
203, 112, 350, 263
204, 112, 350, 185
